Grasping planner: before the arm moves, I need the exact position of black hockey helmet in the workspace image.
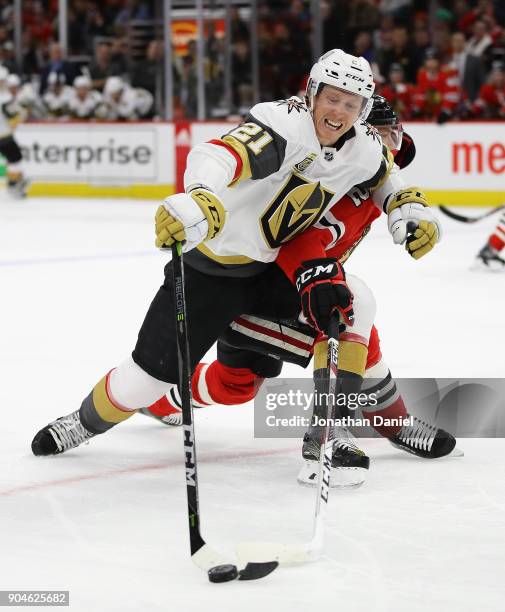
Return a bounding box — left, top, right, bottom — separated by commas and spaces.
368, 94, 403, 149
367, 94, 399, 127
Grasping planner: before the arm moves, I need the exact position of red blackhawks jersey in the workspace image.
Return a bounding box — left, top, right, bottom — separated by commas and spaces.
414, 66, 461, 117
380, 82, 416, 120
472, 83, 505, 117
276, 184, 381, 280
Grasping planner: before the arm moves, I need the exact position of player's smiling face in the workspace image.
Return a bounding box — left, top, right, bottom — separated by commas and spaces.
312, 85, 363, 146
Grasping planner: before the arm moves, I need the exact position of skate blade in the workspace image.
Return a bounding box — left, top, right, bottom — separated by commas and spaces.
449, 446, 464, 457
297, 462, 366, 489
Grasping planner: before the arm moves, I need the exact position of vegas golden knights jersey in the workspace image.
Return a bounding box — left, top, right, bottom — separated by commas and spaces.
185, 97, 393, 277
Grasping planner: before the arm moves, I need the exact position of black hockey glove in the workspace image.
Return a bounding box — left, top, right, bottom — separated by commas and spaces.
295, 258, 354, 334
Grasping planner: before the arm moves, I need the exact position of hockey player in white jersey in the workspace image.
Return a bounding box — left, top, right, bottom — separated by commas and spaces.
42, 72, 73, 119
102, 76, 153, 120
67, 75, 106, 120
31, 50, 439, 458
6, 74, 45, 120
140, 96, 452, 488
0, 67, 30, 198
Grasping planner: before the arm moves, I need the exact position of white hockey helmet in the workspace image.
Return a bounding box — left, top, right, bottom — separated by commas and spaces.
74, 75, 91, 89
7, 74, 21, 88
305, 49, 375, 119
105, 76, 124, 95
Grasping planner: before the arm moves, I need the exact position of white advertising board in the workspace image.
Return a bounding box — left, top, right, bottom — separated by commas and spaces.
11, 120, 503, 204
17, 122, 174, 188
402, 122, 505, 192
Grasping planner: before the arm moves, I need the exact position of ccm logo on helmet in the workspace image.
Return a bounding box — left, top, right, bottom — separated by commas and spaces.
345, 73, 365, 82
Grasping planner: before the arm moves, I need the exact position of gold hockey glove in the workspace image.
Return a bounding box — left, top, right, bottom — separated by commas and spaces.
155, 188, 226, 251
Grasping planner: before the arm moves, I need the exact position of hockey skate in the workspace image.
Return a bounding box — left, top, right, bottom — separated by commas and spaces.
7, 177, 30, 199
298, 427, 370, 489
138, 385, 212, 427
31, 410, 96, 456
388, 415, 461, 458
472, 244, 505, 272
138, 406, 182, 426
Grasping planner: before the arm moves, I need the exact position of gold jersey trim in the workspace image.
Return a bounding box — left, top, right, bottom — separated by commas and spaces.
221, 135, 253, 185
197, 242, 255, 265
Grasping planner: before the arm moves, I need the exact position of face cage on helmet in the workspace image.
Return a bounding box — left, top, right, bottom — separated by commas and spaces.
306, 80, 374, 120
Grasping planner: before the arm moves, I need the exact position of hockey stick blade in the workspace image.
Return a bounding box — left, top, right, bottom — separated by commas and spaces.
193, 543, 278, 580
236, 529, 322, 566
438, 204, 505, 223
238, 562, 279, 581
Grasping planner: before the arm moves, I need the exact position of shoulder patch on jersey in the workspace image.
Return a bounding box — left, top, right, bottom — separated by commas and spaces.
222, 114, 287, 183
275, 98, 308, 113
294, 153, 318, 173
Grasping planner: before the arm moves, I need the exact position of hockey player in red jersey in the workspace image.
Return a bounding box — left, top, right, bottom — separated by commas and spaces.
141, 96, 456, 487
474, 208, 505, 271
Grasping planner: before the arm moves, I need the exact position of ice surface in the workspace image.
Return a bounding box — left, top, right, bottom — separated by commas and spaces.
1, 197, 504, 612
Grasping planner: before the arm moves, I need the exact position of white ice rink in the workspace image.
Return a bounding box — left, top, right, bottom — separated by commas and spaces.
1, 197, 504, 612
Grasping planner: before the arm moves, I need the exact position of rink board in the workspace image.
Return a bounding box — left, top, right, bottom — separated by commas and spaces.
1, 120, 503, 204
8, 122, 176, 199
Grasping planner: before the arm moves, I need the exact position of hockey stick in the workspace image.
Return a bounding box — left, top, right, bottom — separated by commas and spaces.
171, 242, 278, 582
236, 317, 339, 565
438, 203, 505, 223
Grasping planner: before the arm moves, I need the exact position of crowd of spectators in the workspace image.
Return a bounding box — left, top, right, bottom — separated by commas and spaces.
250, 0, 505, 122
0, 0, 504, 122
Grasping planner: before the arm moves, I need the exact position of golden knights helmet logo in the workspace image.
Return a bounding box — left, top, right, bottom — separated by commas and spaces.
260, 172, 334, 248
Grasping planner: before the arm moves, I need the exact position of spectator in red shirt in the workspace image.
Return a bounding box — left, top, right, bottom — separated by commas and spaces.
471, 61, 505, 117
414, 50, 462, 122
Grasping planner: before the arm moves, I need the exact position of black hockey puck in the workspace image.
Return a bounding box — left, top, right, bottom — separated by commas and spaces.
208, 564, 238, 583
